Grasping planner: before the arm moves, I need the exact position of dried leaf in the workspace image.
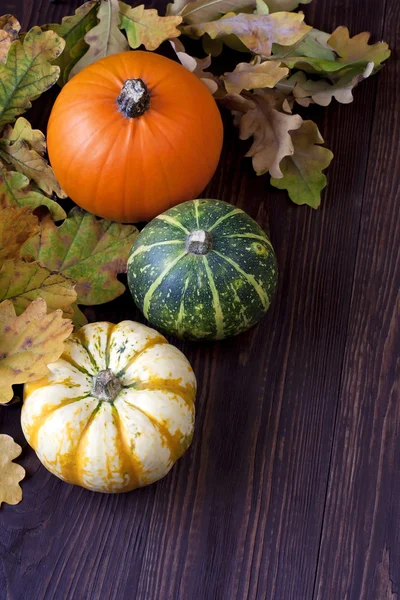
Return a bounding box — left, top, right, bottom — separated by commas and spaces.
23, 208, 139, 306
168, 0, 256, 25
70, 0, 128, 78
71, 303, 88, 329
270, 120, 334, 208
0, 15, 21, 64
0, 258, 77, 317
0, 119, 66, 199
223, 91, 302, 177
170, 38, 218, 94
45, 1, 100, 83
0, 207, 38, 266
255, 0, 270, 15
294, 62, 374, 107
119, 3, 182, 51
328, 26, 390, 66
0, 27, 65, 128
222, 57, 288, 94
182, 11, 311, 57
265, 0, 311, 10
0, 435, 25, 507
0, 298, 73, 404
0, 168, 66, 221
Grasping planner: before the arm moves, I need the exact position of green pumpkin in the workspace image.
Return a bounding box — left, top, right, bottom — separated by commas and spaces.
127, 199, 278, 340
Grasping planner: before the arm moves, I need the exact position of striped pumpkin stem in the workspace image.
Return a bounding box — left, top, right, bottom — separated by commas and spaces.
185, 230, 213, 255
92, 369, 122, 402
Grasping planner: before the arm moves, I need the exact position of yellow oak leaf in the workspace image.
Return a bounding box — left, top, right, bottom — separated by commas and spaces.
265, 0, 311, 11
0, 298, 73, 404
222, 90, 302, 177
2, 117, 46, 154
0, 435, 25, 507
270, 120, 334, 208
0, 207, 38, 266
328, 26, 390, 66
119, 3, 182, 51
0, 15, 21, 64
70, 0, 129, 78
0, 259, 77, 318
182, 11, 311, 57
167, 0, 256, 24
0, 167, 66, 221
170, 38, 218, 94
222, 57, 288, 94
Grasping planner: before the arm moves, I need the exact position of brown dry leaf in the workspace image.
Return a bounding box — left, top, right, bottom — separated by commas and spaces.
182, 11, 311, 57
0, 167, 66, 221
170, 38, 218, 94
0, 259, 77, 318
0, 122, 66, 199
223, 90, 302, 177
222, 57, 288, 94
0, 15, 21, 64
167, 0, 256, 24
0, 207, 38, 266
119, 2, 182, 51
0, 435, 25, 507
70, 0, 129, 77
328, 26, 390, 66
270, 120, 334, 208
0, 298, 73, 404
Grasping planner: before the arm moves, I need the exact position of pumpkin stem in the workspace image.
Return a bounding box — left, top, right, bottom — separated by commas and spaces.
117, 78, 151, 118
93, 369, 122, 402
185, 230, 213, 255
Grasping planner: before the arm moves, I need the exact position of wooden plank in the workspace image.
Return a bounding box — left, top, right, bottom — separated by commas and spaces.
0, 1, 394, 599
313, 1, 400, 598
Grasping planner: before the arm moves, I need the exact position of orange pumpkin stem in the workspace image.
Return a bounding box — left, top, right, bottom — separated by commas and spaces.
117, 78, 151, 118
92, 369, 122, 402
185, 230, 213, 255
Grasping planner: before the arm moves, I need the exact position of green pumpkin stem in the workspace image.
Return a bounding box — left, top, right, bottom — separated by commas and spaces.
117, 78, 151, 118
185, 230, 213, 255
92, 369, 122, 402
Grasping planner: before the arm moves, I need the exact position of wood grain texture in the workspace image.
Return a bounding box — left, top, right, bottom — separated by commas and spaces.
0, 1, 399, 599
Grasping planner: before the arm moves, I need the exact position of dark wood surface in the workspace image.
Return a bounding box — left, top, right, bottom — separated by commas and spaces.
1, 1, 399, 599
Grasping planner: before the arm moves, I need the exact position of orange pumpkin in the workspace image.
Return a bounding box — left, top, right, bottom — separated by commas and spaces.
47, 51, 223, 223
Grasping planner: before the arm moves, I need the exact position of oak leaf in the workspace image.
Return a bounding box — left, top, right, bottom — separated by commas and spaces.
70, 0, 128, 78
223, 90, 302, 177
45, 1, 100, 84
0, 298, 73, 404
264, 0, 311, 10
182, 11, 311, 56
119, 3, 182, 51
0, 259, 77, 317
0, 27, 65, 128
0, 119, 66, 199
0, 207, 38, 265
0, 15, 21, 64
272, 27, 335, 61
328, 26, 390, 66
0, 435, 25, 507
270, 120, 334, 208
222, 57, 288, 94
0, 168, 66, 221
168, 0, 256, 24
23, 208, 139, 306
170, 38, 218, 94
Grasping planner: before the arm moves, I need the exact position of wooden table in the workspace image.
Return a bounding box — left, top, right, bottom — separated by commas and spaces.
1, 1, 399, 599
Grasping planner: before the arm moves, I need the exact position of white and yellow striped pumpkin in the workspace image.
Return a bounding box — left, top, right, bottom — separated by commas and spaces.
22, 321, 196, 493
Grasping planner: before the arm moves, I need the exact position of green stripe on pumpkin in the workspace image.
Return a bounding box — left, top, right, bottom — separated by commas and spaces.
208, 208, 243, 232
203, 256, 224, 339
143, 250, 188, 319
226, 233, 273, 249
156, 214, 190, 235
129, 239, 184, 260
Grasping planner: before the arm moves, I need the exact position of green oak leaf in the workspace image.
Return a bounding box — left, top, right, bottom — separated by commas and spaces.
23, 208, 139, 306
0, 167, 66, 221
0, 27, 65, 128
272, 28, 336, 61
44, 1, 100, 84
119, 2, 182, 51
167, 0, 256, 24
270, 120, 334, 208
